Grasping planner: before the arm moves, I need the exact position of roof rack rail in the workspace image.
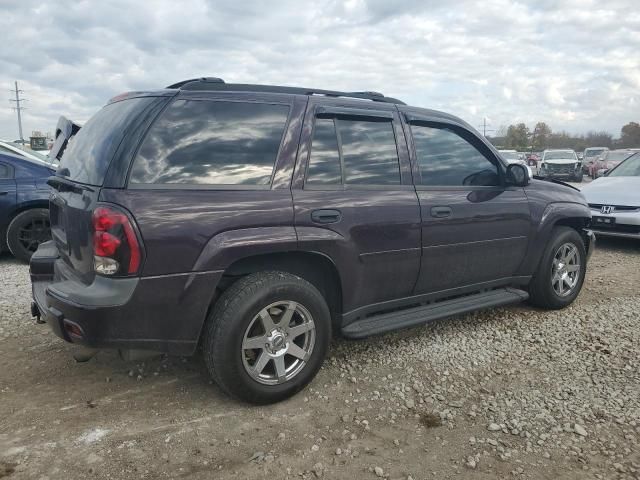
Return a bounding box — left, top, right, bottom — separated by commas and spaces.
165, 78, 405, 105
166, 77, 225, 89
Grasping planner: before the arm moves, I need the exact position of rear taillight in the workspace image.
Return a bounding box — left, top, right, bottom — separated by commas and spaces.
92, 205, 142, 276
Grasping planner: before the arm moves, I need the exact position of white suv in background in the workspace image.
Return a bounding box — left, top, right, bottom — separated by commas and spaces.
538, 149, 583, 182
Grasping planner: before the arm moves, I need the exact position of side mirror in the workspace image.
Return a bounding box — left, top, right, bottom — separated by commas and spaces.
506, 163, 530, 186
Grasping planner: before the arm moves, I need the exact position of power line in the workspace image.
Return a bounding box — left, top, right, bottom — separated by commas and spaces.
9, 81, 26, 144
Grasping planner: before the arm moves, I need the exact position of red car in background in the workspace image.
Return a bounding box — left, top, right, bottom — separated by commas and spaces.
527, 153, 540, 167
590, 150, 634, 178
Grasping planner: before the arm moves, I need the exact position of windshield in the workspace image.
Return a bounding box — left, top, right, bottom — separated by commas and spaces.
584, 149, 605, 158
609, 153, 640, 177
544, 151, 575, 160
607, 151, 632, 162
58, 97, 156, 185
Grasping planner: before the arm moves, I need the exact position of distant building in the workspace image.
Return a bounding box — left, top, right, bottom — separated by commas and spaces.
29, 131, 52, 151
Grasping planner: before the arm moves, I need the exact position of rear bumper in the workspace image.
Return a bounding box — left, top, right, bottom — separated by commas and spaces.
30, 241, 222, 356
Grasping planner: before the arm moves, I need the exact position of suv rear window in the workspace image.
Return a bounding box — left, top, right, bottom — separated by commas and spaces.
58, 97, 157, 186
129, 99, 289, 186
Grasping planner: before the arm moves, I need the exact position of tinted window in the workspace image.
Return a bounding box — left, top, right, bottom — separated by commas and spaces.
306, 118, 341, 185
0, 163, 10, 179
412, 125, 499, 186
59, 97, 157, 186
130, 100, 289, 185
337, 119, 400, 185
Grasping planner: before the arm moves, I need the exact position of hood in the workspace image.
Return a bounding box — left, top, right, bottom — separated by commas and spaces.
581, 176, 640, 206
542, 159, 577, 165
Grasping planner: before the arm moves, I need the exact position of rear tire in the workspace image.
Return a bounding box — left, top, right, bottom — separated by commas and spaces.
528, 227, 586, 309
202, 271, 331, 404
6, 208, 50, 263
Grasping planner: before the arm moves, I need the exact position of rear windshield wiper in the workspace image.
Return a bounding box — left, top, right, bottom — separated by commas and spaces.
47, 175, 95, 194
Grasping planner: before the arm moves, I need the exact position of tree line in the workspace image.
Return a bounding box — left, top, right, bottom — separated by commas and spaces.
489, 121, 640, 152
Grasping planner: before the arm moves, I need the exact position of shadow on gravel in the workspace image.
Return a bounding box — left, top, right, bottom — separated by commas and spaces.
595, 235, 639, 253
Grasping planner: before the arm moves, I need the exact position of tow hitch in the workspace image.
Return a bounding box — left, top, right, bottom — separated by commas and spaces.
30, 301, 45, 324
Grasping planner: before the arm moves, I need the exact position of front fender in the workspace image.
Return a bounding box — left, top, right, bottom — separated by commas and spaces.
519, 201, 591, 275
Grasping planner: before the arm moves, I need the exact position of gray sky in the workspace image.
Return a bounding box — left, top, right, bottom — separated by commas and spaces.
1, 0, 638, 140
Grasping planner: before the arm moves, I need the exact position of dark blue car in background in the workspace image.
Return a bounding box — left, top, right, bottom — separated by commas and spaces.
0, 152, 54, 262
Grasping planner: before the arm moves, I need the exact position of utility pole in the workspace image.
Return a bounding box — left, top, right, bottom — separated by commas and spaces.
9, 81, 26, 144
478, 117, 494, 137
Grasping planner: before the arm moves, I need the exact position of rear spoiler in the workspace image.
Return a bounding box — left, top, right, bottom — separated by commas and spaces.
49, 116, 82, 162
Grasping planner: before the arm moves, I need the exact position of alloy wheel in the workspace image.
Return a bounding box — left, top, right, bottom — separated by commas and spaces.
241, 301, 316, 385
551, 242, 581, 297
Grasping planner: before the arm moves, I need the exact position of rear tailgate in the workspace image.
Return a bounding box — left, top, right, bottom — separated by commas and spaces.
48, 178, 100, 283
49, 116, 82, 163
48, 95, 167, 283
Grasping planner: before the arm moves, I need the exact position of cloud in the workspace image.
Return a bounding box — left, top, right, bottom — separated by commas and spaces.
0, 0, 638, 140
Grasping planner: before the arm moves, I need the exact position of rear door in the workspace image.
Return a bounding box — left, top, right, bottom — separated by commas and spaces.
292, 99, 421, 318
0, 161, 17, 241
403, 114, 531, 295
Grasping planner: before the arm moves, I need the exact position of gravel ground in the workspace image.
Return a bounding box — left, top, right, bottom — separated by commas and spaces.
1, 236, 639, 480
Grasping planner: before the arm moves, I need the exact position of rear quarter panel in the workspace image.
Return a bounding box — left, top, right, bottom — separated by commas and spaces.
99, 188, 298, 275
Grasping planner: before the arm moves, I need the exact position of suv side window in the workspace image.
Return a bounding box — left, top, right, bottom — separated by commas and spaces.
411, 125, 500, 187
339, 119, 400, 185
306, 118, 342, 185
305, 116, 400, 186
130, 99, 289, 186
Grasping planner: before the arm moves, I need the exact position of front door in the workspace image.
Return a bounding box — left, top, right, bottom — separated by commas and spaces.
404, 118, 531, 295
292, 99, 422, 318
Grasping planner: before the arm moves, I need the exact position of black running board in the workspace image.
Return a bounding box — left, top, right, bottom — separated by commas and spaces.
341, 288, 529, 339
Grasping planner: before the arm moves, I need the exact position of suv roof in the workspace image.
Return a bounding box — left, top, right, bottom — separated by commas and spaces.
164, 77, 406, 105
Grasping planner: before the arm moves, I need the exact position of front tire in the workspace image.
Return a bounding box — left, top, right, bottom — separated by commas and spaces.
6, 208, 51, 263
203, 271, 331, 404
573, 170, 583, 182
528, 227, 586, 309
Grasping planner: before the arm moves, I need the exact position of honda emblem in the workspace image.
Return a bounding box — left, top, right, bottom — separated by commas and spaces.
600, 205, 614, 214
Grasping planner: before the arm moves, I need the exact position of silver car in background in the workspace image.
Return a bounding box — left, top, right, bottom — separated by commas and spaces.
498, 150, 533, 178
538, 149, 583, 182
581, 152, 640, 239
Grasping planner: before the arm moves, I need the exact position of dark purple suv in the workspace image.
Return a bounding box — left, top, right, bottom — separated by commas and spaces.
30, 78, 595, 403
